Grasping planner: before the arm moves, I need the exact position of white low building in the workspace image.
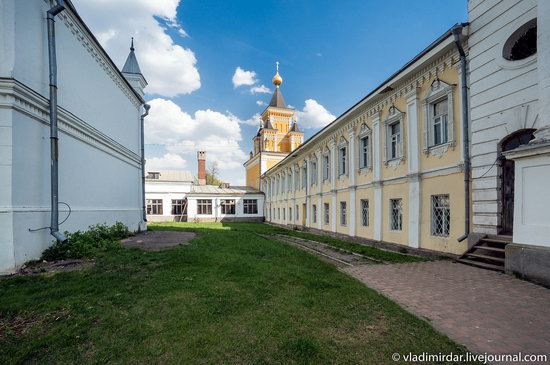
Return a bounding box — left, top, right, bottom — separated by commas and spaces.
0, 0, 148, 273
145, 170, 194, 222
145, 151, 264, 222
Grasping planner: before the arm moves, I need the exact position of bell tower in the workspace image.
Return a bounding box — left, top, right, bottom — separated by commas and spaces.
244, 62, 304, 189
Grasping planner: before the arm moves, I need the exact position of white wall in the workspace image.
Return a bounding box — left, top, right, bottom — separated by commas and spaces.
0, 0, 144, 273
468, 0, 541, 234
187, 195, 265, 221
145, 181, 192, 221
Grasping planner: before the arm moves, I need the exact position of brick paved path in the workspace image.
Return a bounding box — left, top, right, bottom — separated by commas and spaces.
345, 261, 550, 360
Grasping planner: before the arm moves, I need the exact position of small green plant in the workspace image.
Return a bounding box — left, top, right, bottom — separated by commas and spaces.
41, 222, 131, 261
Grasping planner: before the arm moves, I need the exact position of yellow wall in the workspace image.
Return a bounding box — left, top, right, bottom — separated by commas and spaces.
246, 162, 260, 189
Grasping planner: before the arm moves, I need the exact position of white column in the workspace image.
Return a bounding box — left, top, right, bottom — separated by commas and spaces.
348, 127, 356, 237
316, 149, 323, 230
533, 0, 550, 142
406, 90, 421, 248
372, 113, 383, 241
329, 139, 337, 232
305, 156, 311, 227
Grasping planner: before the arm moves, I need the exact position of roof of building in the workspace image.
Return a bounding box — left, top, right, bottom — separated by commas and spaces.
260, 23, 468, 178
145, 170, 194, 182
189, 185, 263, 196
289, 121, 300, 132
269, 87, 286, 108
264, 119, 275, 129
63, 0, 144, 104
122, 38, 143, 75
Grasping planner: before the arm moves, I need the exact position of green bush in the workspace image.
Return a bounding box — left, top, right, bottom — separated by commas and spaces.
42, 222, 131, 261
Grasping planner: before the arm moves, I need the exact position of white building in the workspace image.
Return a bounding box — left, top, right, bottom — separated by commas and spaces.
145, 152, 265, 222
145, 170, 194, 222
0, 0, 148, 273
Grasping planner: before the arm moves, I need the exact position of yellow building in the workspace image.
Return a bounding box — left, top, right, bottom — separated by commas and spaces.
262, 27, 470, 255
244, 63, 304, 189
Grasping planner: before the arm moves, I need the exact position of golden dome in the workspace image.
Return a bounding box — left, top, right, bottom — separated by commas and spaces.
272, 61, 282, 87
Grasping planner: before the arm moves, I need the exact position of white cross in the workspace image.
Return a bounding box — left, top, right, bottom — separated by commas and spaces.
276, 61, 279, 72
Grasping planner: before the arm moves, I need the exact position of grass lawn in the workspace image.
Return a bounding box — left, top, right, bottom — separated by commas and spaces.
0, 222, 472, 364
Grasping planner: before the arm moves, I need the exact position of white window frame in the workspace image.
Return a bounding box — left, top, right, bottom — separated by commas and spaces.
338, 137, 348, 177
358, 123, 372, 170
310, 158, 317, 186
312, 204, 317, 223
243, 199, 258, 214
384, 106, 405, 166
431, 194, 451, 237
301, 164, 307, 190
389, 198, 403, 231
340, 201, 347, 226
423, 79, 454, 156
322, 152, 330, 181
324, 203, 330, 225
197, 199, 213, 215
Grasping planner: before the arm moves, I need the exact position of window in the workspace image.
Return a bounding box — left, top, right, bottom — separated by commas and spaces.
243, 199, 258, 214
312, 204, 317, 223
338, 146, 347, 176
323, 154, 330, 181
432, 99, 449, 146
289, 207, 292, 221
389, 122, 401, 160
340, 201, 347, 226
147, 199, 163, 215
294, 168, 299, 190
221, 199, 236, 214
301, 165, 307, 189
171, 199, 186, 215
147, 172, 160, 179
197, 199, 212, 215
360, 136, 369, 169
361, 199, 369, 227
278, 208, 280, 219
324, 203, 330, 225
283, 208, 285, 220
310, 160, 317, 185
287, 172, 292, 191
503, 19, 537, 61
296, 205, 299, 220
432, 195, 450, 237
390, 199, 403, 231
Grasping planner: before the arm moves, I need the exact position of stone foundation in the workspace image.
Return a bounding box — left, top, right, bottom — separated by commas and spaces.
505, 243, 550, 288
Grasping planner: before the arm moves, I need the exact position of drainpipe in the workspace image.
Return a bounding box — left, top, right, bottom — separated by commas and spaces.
140, 104, 151, 223
452, 24, 471, 243
47, 0, 67, 243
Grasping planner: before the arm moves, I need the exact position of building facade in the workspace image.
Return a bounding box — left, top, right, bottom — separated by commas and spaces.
262, 28, 469, 255
244, 64, 304, 189
145, 170, 194, 222
0, 0, 147, 273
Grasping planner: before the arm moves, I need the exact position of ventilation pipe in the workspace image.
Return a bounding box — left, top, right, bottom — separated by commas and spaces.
452, 24, 471, 243
140, 104, 151, 222
47, 0, 67, 243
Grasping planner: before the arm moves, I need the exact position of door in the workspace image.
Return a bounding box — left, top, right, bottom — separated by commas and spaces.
499, 129, 536, 234
302, 204, 306, 226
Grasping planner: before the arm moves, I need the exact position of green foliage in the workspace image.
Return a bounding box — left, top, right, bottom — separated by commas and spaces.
41, 222, 130, 261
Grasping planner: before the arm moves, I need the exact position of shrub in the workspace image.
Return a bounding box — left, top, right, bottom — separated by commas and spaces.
41, 222, 131, 261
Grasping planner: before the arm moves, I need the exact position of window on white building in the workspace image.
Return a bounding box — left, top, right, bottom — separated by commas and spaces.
358, 123, 372, 169
384, 107, 404, 162
323, 153, 330, 181
361, 199, 369, 227
197, 199, 212, 215
301, 165, 307, 189
296, 205, 299, 220
310, 159, 317, 185
147, 199, 163, 215
340, 201, 347, 226
431, 194, 450, 237
324, 203, 330, 225
283, 208, 285, 220
288, 207, 291, 221
287, 171, 292, 191
221, 199, 236, 214
390, 198, 403, 231
338, 141, 347, 176
171, 199, 186, 215
243, 199, 258, 214
312, 204, 317, 223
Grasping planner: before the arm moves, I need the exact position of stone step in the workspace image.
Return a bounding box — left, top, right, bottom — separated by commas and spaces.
455, 258, 504, 272
465, 253, 505, 262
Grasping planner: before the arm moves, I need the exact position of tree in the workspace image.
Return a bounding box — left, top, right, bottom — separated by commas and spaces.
206, 161, 223, 186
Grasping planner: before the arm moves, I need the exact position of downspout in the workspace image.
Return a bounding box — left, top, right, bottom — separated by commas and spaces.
452, 24, 471, 243
140, 104, 150, 223
47, 0, 67, 243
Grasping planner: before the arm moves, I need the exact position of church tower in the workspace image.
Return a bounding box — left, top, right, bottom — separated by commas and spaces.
121, 38, 147, 97
244, 63, 304, 189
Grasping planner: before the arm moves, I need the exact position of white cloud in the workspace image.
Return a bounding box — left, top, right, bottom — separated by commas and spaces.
250, 85, 271, 94
232, 67, 258, 88
144, 98, 248, 181
75, 0, 200, 97
256, 100, 266, 106
146, 153, 187, 170
239, 113, 262, 127
296, 99, 336, 129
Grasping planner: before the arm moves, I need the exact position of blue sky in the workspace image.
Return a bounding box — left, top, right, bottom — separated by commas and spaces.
77, 0, 467, 184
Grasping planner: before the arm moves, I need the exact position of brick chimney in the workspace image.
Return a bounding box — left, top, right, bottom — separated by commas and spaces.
197, 151, 206, 185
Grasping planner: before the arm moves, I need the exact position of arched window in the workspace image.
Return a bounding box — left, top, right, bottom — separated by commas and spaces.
503, 19, 537, 61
